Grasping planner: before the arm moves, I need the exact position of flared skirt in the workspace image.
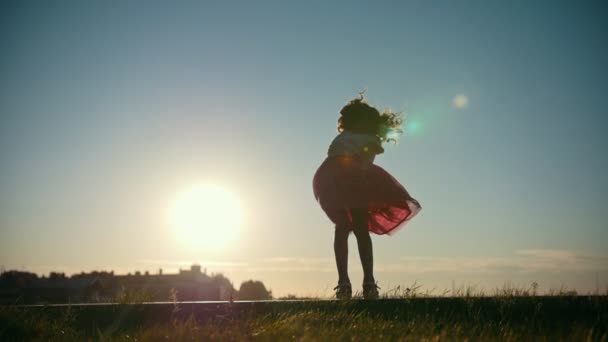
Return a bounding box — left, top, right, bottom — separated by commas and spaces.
313, 156, 421, 235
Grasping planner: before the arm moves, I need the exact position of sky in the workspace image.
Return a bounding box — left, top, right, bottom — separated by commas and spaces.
1, 0, 607, 297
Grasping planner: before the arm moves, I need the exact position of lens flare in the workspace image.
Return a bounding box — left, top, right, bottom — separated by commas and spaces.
405, 120, 421, 135
452, 94, 469, 109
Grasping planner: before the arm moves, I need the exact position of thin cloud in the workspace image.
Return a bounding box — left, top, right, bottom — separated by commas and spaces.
254, 257, 334, 273
263, 257, 333, 264
245, 266, 334, 273
515, 249, 576, 259
137, 258, 334, 274
387, 249, 608, 274
138, 259, 248, 268
135, 250, 607, 275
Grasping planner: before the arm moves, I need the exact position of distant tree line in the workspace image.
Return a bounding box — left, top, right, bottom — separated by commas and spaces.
238, 280, 272, 300
0, 265, 272, 304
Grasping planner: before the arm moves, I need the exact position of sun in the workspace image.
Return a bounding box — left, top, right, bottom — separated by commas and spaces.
168, 183, 243, 251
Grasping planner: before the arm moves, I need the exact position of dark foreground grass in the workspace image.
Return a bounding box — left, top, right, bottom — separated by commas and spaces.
1, 296, 607, 341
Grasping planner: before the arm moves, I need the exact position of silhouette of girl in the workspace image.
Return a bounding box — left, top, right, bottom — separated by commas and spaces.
313, 94, 421, 300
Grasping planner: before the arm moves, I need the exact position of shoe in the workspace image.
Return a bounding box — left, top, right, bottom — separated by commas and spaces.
334, 283, 352, 300
363, 282, 380, 300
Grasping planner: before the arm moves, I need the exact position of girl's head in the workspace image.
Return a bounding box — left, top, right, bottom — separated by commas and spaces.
337, 95, 402, 142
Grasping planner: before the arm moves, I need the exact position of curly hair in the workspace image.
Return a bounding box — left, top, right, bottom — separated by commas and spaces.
337, 96, 402, 143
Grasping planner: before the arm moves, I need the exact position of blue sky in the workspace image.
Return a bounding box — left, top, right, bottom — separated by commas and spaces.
1, 1, 607, 296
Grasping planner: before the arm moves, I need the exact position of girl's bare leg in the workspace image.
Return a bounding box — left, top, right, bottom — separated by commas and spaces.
351, 208, 375, 284
334, 225, 350, 285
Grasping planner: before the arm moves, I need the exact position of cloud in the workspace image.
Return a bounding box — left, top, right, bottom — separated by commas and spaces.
138, 259, 248, 268
137, 257, 335, 274
263, 257, 332, 264
379, 249, 608, 274
244, 266, 335, 273
135, 250, 608, 276
249, 257, 334, 273
515, 249, 576, 259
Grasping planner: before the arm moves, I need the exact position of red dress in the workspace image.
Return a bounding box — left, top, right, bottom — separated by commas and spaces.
313, 154, 421, 235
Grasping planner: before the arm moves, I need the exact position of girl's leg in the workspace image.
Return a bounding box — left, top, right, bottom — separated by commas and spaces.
351, 208, 375, 284
334, 225, 350, 285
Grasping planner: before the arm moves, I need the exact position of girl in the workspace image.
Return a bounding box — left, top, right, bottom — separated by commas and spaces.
313, 95, 421, 300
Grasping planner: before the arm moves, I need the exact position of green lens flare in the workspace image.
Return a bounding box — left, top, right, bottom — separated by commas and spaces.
405, 120, 421, 134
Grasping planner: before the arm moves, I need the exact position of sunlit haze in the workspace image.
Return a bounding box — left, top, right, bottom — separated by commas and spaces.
1, 1, 607, 297
168, 183, 243, 252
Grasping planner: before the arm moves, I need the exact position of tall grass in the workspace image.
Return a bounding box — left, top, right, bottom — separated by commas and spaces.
1, 290, 606, 341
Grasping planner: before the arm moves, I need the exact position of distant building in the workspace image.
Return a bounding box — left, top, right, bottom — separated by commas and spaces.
0, 265, 234, 304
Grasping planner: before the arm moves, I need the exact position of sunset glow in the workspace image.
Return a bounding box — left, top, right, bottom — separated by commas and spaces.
168, 184, 243, 251
1, 1, 606, 299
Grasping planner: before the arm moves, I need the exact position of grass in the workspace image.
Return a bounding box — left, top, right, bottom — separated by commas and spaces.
1, 293, 607, 341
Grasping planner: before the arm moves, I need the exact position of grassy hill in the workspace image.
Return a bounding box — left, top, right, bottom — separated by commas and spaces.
1, 295, 607, 341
